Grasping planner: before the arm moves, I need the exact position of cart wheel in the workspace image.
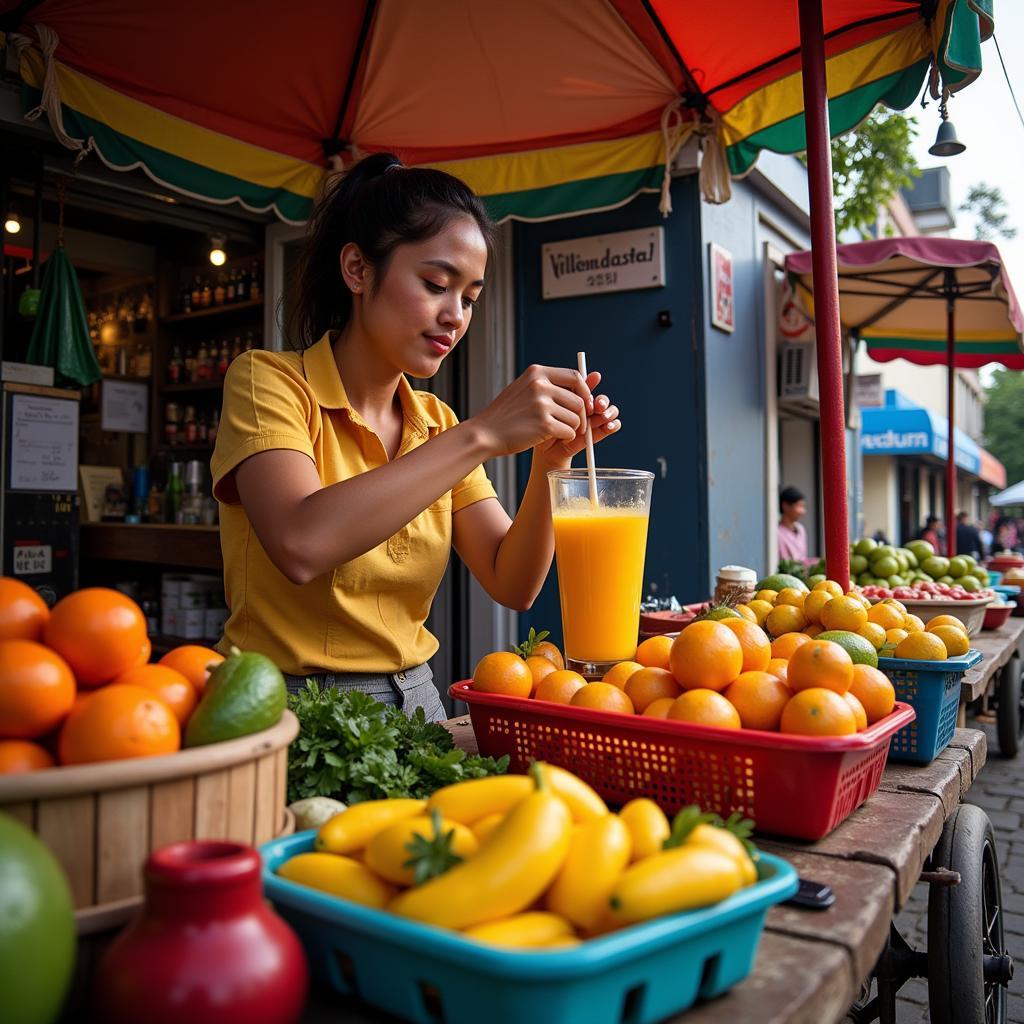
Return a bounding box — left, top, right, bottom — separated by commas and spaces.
996, 656, 1022, 759
928, 804, 1012, 1024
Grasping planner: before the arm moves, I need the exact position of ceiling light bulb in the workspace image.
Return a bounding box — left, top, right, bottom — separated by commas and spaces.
4, 213, 21, 234
209, 235, 227, 266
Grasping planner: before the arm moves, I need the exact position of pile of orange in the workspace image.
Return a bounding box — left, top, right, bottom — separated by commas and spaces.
0, 578, 224, 774
472, 618, 897, 738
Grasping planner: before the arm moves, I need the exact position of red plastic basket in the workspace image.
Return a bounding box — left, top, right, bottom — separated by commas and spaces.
450, 682, 915, 841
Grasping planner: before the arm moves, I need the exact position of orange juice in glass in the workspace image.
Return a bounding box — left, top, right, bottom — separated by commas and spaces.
548, 469, 654, 675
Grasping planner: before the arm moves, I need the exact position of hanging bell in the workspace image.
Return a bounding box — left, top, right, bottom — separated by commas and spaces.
928, 102, 966, 157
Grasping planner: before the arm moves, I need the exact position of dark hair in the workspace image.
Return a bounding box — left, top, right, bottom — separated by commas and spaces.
779, 486, 804, 513
925, 515, 940, 527
288, 152, 494, 349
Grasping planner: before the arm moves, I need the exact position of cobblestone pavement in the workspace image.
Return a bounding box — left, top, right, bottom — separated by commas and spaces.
893, 721, 1024, 1023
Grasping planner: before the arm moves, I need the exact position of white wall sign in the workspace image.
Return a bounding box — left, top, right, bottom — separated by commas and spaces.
542, 228, 665, 299
101, 379, 149, 433
10, 394, 79, 492
854, 373, 884, 408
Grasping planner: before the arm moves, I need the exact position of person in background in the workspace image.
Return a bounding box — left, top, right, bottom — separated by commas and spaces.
995, 516, 1020, 553
955, 511, 983, 559
918, 515, 942, 552
777, 486, 808, 563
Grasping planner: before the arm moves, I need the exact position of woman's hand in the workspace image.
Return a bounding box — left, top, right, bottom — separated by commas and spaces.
472, 364, 597, 458
533, 370, 620, 469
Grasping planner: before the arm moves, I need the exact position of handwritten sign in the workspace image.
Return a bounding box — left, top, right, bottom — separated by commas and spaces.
9, 394, 79, 492
542, 228, 665, 299
101, 379, 148, 433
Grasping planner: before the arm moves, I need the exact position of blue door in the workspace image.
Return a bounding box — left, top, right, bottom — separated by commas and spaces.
513, 184, 708, 650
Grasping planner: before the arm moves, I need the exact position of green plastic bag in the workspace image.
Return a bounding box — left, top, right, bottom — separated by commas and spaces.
26, 247, 101, 387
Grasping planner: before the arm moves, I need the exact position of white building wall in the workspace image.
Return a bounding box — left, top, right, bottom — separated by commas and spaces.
862, 456, 897, 541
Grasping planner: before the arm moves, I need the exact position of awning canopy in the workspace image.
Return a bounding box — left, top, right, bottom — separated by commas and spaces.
992, 480, 1024, 507
0, 0, 993, 224
785, 236, 1024, 369
861, 402, 982, 475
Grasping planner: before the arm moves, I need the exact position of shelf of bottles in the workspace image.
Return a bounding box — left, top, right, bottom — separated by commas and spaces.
85, 283, 155, 381
171, 258, 263, 318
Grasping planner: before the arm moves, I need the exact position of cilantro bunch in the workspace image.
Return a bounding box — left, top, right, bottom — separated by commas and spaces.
286, 682, 508, 805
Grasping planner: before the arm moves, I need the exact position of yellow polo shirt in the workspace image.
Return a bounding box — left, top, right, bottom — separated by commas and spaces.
211, 332, 497, 676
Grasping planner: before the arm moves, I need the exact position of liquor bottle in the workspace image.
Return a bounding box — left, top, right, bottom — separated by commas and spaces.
198, 411, 208, 445
180, 281, 192, 314
134, 340, 152, 378
164, 402, 180, 446
208, 408, 219, 447
183, 345, 196, 384
196, 342, 210, 381
231, 336, 243, 361
166, 463, 184, 524
168, 344, 184, 385
183, 406, 198, 445
217, 343, 230, 379
227, 268, 237, 303
235, 265, 247, 302
190, 275, 202, 310
200, 277, 212, 308
213, 273, 226, 306
250, 260, 262, 302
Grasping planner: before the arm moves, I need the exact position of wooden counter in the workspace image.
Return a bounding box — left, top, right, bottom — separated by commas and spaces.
79, 522, 222, 571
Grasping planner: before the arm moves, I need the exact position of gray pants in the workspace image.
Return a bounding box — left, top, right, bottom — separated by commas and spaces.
283, 662, 446, 722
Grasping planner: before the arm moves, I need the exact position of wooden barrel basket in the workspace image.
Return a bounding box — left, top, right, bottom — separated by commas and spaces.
0, 710, 299, 935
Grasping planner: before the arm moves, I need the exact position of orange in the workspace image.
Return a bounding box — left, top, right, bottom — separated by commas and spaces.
724, 671, 791, 731
755, 589, 779, 605
926, 614, 968, 633
43, 587, 148, 688
0, 578, 50, 643
780, 688, 857, 737
848, 665, 896, 724
472, 651, 533, 698
642, 697, 675, 718
0, 640, 76, 739
570, 682, 634, 715
881, 599, 908, 617
667, 689, 741, 730
134, 636, 152, 668
766, 658, 789, 684
625, 667, 681, 712
843, 691, 868, 731
929, 625, 970, 657
112, 664, 198, 725
846, 590, 871, 609
734, 604, 757, 623
669, 621, 743, 693
720, 618, 771, 672
602, 661, 644, 691
524, 655, 558, 693
770, 632, 810, 661
867, 602, 904, 631
775, 588, 806, 609
634, 635, 673, 670
802, 624, 824, 638
895, 631, 949, 662
58, 684, 180, 765
885, 628, 909, 647
813, 580, 844, 599
903, 614, 925, 633
802, 590, 832, 625
534, 669, 587, 704
159, 645, 224, 691
820, 596, 868, 633
765, 605, 807, 637
787, 640, 854, 695
531, 641, 565, 671
857, 622, 887, 651
0, 738, 55, 773
746, 600, 774, 626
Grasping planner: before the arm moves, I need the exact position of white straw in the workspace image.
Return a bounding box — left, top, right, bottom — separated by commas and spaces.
577, 351, 599, 508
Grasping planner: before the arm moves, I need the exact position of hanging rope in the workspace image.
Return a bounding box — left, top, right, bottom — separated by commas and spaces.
12, 25, 94, 165
658, 97, 732, 214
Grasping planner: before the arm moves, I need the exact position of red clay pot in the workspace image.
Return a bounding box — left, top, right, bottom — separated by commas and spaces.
95, 840, 308, 1024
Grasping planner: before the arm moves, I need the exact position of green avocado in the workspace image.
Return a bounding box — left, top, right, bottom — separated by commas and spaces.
755, 573, 809, 594
184, 649, 287, 747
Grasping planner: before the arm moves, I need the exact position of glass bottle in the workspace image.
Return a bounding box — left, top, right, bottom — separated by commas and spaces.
235, 265, 247, 303
213, 273, 226, 306
180, 282, 192, 314
166, 463, 184, 524
250, 261, 262, 302
227, 268, 237, 303
190, 275, 202, 310
208, 408, 219, 447
196, 342, 210, 381
231, 336, 243, 361
183, 406, 198, 445
200, 277, 212, 308
217, 343, 230, 378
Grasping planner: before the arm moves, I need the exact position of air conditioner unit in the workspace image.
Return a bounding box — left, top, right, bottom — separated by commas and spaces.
779, 340, 820, 415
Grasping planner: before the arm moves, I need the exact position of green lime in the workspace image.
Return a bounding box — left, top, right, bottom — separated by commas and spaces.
816, 630, 879, 669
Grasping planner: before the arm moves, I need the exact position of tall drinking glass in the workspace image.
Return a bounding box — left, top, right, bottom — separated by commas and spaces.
547, 468, 654, 677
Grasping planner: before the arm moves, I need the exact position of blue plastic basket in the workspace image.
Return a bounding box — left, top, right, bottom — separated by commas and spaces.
989, 570, 1004, 586
880, 649, 982, 765
261, 832, 798, 1024
994, 584, 1021, 601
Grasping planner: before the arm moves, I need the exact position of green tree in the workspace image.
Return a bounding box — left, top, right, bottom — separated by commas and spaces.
984, 368, 1024, 486
830, 109, 921, 237
960, 183, 1016, 241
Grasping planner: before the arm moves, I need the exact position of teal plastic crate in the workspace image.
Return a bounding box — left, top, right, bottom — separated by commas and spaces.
261, 832, 797, 1024
880, 649, 982, 764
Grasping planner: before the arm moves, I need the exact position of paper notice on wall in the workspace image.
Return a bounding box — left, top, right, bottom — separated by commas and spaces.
9, 394, 79, 492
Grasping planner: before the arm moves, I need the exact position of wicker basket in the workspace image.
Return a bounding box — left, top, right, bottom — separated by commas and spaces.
0, 710, 298, 934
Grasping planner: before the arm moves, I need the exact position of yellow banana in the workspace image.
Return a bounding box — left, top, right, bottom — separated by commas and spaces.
470, 811, 505, 846
390, 764, 572, 929
609, 847, 743, 923
463, 911, 574, 948
364, 814, 478, 887
618, 798, 670, 860
426, 775, 532, 824
686, 823, 759, 886
276, 852, 395, 908
539, 764, 608, 822
315, 798, 426, 854
545, 815, 631, 932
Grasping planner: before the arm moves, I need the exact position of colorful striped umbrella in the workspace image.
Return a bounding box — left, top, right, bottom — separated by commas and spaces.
786, 236, 1024, 555
0, 1, 993, 224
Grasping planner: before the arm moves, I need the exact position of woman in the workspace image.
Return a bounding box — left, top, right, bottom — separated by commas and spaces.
211, 153, 621, 720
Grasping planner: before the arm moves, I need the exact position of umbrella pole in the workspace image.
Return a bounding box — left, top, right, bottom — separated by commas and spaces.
798, 0, 850, 589
946, 281, 956, 558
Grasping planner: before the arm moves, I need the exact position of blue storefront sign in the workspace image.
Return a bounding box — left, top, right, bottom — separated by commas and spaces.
860, 404, 981, 475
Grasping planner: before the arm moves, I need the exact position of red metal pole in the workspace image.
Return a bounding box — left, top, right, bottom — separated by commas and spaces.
946, 293, 956, 558
797, 0, 850, 589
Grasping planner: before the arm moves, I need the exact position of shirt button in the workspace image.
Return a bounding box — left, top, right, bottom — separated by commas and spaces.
396, 672, 406, 682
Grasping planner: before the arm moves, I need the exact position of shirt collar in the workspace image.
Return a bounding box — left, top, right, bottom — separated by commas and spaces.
303, 332, 441, 435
